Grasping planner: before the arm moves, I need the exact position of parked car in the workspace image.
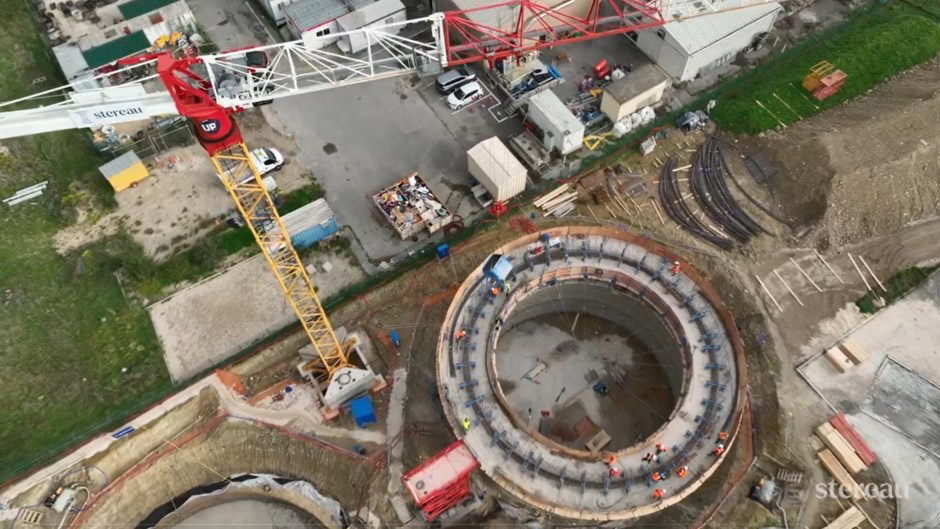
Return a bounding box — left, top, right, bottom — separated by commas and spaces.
250, 147, 285, 175
436, 67, 476, 94
447, 81, 483, 110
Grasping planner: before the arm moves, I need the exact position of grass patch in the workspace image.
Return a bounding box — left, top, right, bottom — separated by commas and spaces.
711, 4, 940, 134
0, 1, 171, 480
91, 182, 330, 298
855, 265, 938, 314
279, 180, 324, 214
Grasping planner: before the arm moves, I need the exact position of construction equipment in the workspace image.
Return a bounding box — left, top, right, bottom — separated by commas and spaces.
0, 0, 783, 411
802, 61, 847, 101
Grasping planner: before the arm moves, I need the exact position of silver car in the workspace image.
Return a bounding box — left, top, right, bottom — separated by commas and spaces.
436, 67, 476, 94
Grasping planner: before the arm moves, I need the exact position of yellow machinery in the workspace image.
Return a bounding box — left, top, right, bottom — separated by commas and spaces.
210, 143, 349, 384
802, 61, 834, 92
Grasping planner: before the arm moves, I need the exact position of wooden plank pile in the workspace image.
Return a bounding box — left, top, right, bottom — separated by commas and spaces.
534, 184, 578, 218
839, 340, 870, 364
817, 449, 863, 500
816, 422, 867, 474
822, 506, 866, 529
825, 339, 870, 373
830, 414, 877, 466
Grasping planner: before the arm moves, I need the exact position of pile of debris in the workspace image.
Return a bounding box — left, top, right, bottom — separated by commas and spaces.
373, 173, 452, 239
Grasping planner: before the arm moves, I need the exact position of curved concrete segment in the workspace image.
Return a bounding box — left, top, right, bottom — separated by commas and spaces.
435, 226, 747, 521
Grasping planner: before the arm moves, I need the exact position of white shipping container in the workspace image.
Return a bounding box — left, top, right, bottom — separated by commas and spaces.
527, 91, 584, 155
467, 137, 527, 202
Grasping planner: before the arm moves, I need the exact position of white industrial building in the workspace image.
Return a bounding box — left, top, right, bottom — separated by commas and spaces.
285, 0, 406, 50
600, 63, 669, 123
633, 1, 781, 82
46, 0, 195, 85
259, 0, 299, 26
468, 137, 527, 202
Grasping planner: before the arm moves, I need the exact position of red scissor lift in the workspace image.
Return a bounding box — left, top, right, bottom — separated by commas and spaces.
402, 440, 479, 521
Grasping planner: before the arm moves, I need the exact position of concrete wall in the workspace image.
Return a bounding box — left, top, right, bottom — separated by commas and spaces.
502, 282, 684, 394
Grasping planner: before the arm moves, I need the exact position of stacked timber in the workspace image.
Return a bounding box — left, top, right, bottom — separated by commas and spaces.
830, 414, 877, 465
822, 506, 866, 529
817, 449, 863, 500
838, 341, 870, 365
534, 184, 578, 218
816, 422, 867, 474
825, 346, 855, 373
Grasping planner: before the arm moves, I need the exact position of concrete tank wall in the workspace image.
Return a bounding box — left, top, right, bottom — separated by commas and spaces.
501, 282, 684, 394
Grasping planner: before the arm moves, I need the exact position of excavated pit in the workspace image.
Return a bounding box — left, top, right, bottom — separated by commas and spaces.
495, 281, 684, 451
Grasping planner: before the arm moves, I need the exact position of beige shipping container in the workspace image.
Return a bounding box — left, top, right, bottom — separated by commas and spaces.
468, 137, 527, 202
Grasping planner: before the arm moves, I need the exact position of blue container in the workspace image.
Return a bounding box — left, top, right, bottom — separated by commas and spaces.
281, 198, 340, 249
291, 216, 339, 249
350, 396, 376, 428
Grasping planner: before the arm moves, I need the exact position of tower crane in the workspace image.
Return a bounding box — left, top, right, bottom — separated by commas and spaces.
0, 0, 776, 409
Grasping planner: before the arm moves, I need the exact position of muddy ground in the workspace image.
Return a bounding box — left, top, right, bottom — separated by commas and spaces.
739, 56, 940, 249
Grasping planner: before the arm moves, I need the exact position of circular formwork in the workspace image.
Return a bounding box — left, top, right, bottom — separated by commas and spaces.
435, 227, 747, 521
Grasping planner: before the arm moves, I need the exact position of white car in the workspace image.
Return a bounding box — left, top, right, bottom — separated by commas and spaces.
447, 82, 483, 110
250, 147, 285, 175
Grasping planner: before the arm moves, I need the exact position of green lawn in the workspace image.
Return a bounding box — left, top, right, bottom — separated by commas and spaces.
711, 4, 940, 134
0, 2, 170, 481
856, 266, 938, 314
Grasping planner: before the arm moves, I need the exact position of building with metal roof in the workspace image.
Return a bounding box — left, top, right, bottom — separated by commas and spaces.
633, 0, 781, 82
284, 0, 372, 42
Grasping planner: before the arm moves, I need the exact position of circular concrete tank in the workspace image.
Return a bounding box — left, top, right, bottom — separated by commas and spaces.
436, 227, 746, 522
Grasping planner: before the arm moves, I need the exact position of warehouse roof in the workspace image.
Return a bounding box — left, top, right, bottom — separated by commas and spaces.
285, 0, 372, 31
528, 90, 583, 134
52, 43, 90, 80
280, 198, 336, 234
118, 0, 178, 19
337, 0, 405, 30
660, 1, 782, 55
468, 137, 526, 187
99, 151, 143, 179
604, 64, 669, 104
82, 31, 150, 69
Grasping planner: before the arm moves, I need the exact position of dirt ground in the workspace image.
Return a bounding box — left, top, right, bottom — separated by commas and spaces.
53, 110, 310, 260
150, 248, 365, 383
739, 56, 940, 249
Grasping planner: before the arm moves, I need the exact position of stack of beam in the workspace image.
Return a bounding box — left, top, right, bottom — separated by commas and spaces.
533, 184, 577, 218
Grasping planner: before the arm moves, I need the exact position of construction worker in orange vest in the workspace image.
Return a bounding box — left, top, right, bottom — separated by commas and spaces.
718, 431, 728, 441
671, 261, 681, 275
656, 443, 667, 454
651, 472, 661, 482
455, 329, 466, 341
609, 466, 621, 477
712, 443, 725, 456
606, 454, 617, 466
490, 287, 500, 296
653, 488, 665, 500
677, 466, 688, 478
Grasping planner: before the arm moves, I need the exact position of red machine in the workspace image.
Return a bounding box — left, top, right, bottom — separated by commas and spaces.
593, 59, 611, 80
402, 440, 479, 521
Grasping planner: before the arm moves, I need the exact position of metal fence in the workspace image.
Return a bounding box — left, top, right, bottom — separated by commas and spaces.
99, 121, 196, 161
